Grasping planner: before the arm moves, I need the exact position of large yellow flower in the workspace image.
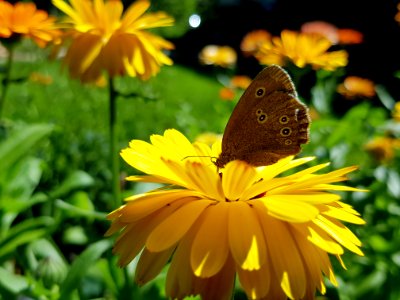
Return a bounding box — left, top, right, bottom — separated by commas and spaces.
107, 129, 365, 300
52, 0, 174, 82
0, 1, 60, 47
256, 30, 348, 71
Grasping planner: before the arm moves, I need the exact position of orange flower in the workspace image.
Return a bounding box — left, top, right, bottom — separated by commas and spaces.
337, 76, 375, 99
301, 21, 339, 44
256, 30, 348, 71
199, 45, 237, 68
337, 29, 363, 44
395, 3, 400, 23
28, 72, 53, 85
219, 87, 235, 100
365, 137, 400, 162
240, 29, 271, 56
0, 1, 60, 47
230, 75, 251, 89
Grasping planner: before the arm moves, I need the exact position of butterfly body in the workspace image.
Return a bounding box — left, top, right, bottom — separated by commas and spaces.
215, 65, 310, 168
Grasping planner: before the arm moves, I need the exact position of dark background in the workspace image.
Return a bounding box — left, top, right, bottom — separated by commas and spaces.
172, 0, 400, 99
30, 0, 400, 99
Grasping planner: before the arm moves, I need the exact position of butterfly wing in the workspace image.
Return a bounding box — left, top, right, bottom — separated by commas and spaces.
216, 65, 310, 167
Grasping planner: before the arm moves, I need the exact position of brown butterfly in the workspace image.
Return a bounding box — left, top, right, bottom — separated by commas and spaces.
215, 65, 310, 168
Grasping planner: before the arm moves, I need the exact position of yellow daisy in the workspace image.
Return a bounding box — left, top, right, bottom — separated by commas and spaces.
52, 0, 174, 82
107, 129, 366, 300
198, 45, 237, 68
0, 1, 60, 47
392, 101, 400, 122
256, 30, 348, 71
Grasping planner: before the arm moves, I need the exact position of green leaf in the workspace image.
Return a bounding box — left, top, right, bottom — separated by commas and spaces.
55, 199, 107, 220
0, 123, 53, 175
59, 239, 112, 300
48, 170, 95, 199
375, 84, 396, 110
0, 216, 54, 259
0, 267, 28, 294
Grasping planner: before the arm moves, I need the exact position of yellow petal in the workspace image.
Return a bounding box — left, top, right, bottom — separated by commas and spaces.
191, 202, 230, 277
222, 161, 258, 201
146, 199, 212, 252
135, 247, 175, 285
292, 222, 344, 255
228, 201, 267, 270
259, 195, 319, 223
185, 161, 224, 201
237, 263, 271, 299
314, 215, 364, 256
198, 257, 236, 300
258, 211, 306, 299
321, 204, 366, 225
121, 190, 199, 222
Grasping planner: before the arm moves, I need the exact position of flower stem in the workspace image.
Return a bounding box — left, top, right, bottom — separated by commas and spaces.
0, 45, 14, 119
109, 76, 120, 207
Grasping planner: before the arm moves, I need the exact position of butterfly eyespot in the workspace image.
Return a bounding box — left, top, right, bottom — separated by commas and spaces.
257, 113, 268, 124
256, 109, 263, 115
255, 87, 265, 98
280, 127, 292, 137
285, 139, 292, 145
279, 115, 289, 124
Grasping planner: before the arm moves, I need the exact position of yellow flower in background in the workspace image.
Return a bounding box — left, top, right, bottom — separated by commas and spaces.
107, 129, 365, 300
256, 30, 348, 71
52, 0, 174, 82
195, 132, 222, 146
240, 29, 271, 56
337, 76, 376, 99
365, 137, 400, 163
199, 45, 237, 68
0, 1, 60, 47
392, 102, 400, 122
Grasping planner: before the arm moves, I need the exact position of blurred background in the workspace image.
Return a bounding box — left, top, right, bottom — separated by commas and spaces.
1, 0, 400, 299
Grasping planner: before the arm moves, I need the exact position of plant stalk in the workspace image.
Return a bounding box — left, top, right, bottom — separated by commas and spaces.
108, 77, 120, 207
0, 45, 14, 118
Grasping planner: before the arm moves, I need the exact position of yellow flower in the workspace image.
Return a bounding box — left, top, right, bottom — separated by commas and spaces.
195, 132, 222, 146
337, 76, 376, 99
0, 1, 61, 47
52, 0, 174, 82
392, 102, 400, 122
199, 45, 237, 68
107, 129, 365, 300
256, 30, 348, 71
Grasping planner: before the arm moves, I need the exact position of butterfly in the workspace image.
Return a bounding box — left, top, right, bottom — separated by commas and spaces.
214, 65, 310, 168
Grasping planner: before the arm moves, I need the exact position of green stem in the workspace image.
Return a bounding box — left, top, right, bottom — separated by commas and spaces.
0, 45, 14, 118
109, 77, 121, 207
